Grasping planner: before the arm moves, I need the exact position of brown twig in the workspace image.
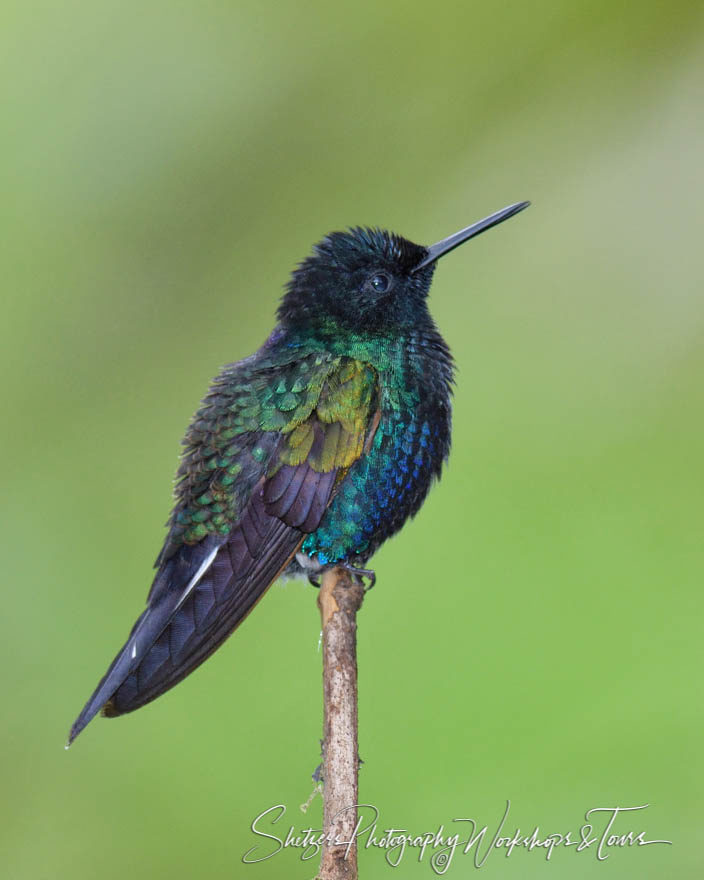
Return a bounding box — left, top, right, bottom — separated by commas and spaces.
316, 566, 366, 880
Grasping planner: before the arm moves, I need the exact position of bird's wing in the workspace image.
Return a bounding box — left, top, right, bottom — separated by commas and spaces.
68, 354, 378, 744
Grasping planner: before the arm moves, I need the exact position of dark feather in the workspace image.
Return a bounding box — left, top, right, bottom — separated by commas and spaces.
67, 462, 341, 743
68, 356, 381, 744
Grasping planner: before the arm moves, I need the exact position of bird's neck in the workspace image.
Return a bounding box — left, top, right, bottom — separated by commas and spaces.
276, 323, 454, 392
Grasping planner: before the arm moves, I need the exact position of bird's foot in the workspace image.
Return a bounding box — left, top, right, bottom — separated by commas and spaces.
307, 563, 376, 590
341, 563, 376, 590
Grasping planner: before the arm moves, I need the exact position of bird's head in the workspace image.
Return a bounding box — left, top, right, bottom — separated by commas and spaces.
277, 201, 530, 335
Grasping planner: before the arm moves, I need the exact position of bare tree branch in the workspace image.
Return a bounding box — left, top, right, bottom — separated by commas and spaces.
316, 566, 366, 880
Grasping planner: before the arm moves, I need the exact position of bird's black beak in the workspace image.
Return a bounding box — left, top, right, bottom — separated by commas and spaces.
412, 201, 530, 272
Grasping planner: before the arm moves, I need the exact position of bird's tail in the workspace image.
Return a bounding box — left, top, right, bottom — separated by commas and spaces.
68, 492, 303, 746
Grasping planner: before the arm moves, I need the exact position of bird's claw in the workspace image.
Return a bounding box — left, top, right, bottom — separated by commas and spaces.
307, 564, 376, 590
341, 563, 376, 590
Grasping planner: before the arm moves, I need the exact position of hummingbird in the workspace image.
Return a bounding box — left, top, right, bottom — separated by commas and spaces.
68, 201, 529, 745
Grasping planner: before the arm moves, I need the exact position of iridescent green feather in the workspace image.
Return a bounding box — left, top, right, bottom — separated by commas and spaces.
160, 350, 377, 559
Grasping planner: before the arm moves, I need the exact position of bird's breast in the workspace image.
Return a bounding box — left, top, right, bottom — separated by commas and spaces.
300, 349, 452, 566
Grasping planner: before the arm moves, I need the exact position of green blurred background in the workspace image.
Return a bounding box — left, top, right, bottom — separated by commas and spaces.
2, 1, 702, 877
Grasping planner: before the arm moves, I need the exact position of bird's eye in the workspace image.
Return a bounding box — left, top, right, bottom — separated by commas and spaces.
370, 273, 390, 292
